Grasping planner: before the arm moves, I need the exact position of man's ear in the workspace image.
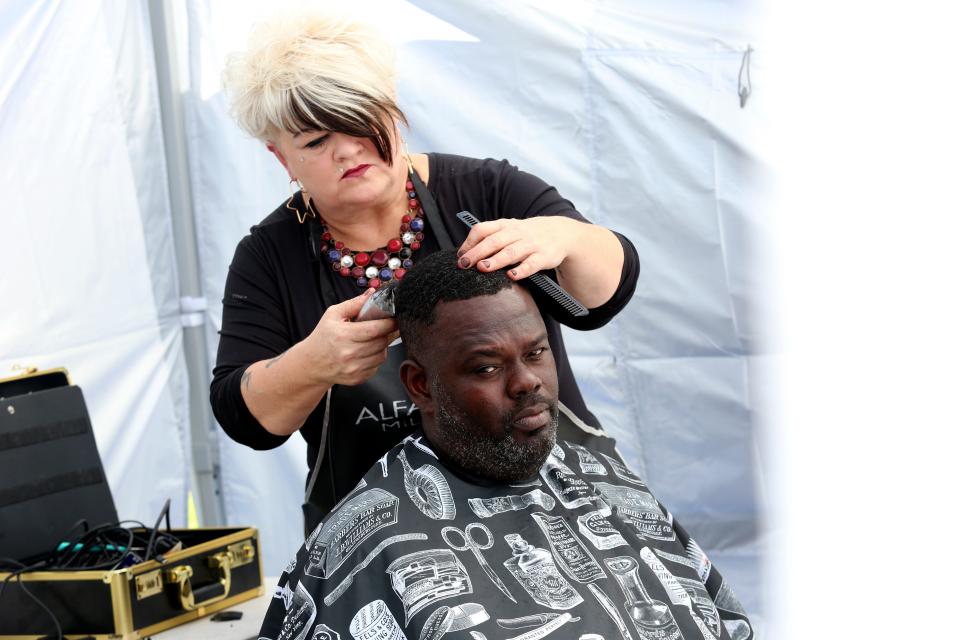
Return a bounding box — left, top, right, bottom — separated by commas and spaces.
399, 359, 433, 415
266, 142, 294, 180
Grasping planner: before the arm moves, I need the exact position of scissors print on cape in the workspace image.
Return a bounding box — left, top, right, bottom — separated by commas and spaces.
442, 522, 517, 603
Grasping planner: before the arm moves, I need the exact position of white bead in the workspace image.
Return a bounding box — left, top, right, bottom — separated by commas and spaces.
402, 231, 416, 245
387, 257, 401, 269
365, 266, 379, 279
340, 255, 354, 268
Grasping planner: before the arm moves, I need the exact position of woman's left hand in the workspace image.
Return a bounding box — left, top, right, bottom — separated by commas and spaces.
456, 217, 578, 280
456, 215, 625, 309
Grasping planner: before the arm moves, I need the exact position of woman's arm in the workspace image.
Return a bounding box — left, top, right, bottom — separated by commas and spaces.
211, 233, 396, 443
239, 292, 397, 436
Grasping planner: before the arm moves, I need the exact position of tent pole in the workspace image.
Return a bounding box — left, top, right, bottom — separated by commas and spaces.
147, 0, 226, 526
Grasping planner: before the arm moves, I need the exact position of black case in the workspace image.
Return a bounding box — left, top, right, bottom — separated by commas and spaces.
0, 369, 264, 637
0, 368, 119, 562
0, 527, 264, 639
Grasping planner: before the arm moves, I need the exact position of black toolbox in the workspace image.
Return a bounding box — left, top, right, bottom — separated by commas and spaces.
0, 526, 264, 639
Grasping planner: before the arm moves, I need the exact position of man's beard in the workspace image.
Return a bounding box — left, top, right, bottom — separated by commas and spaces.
430, 381, 558, 482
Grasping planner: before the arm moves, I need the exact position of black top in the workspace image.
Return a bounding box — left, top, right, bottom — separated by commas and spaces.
210, 153, 640, 521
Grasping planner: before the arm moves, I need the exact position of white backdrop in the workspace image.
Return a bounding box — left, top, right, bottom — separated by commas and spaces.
1, 0, 767, 631
0, 0, 190, 531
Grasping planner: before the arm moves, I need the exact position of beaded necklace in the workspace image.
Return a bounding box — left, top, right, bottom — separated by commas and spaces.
316, 173, 425, 289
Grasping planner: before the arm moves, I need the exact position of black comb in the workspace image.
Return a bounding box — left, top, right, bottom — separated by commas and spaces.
456, 211, 588, 317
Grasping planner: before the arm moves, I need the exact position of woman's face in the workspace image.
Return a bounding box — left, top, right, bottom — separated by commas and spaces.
267, 128, 405, 215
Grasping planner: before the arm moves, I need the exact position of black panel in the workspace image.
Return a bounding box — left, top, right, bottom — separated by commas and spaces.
0, 386, 118, 562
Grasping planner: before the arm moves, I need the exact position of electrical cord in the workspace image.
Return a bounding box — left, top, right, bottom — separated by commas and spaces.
0, 558, 63, 640
0, 501, 182, 638
145, 498, 172, 562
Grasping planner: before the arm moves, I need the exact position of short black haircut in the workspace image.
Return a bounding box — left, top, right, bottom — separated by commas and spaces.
395, 250, 514, 360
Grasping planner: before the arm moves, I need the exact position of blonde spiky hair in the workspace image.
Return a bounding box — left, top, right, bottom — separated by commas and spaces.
222, 7, 407, 162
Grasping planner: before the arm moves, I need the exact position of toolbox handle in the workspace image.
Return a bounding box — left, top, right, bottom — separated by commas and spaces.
164, 551, 232, 611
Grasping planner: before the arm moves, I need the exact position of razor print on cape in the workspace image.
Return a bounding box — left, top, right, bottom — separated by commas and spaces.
504, 612, 574, 640
416, 604, 492, 640
422, 603, 490, 637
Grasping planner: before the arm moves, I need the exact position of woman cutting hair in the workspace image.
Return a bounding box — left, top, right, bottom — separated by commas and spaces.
212, 9, 640, 533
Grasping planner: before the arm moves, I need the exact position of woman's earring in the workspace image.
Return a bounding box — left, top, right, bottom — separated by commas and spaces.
402, 139, 414, 174
287, 178, 315, 224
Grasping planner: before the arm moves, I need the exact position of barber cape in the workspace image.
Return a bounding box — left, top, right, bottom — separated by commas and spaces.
259, 433, 753, 640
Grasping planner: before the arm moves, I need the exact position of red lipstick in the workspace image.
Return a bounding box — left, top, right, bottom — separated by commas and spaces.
341, 164, 371, 179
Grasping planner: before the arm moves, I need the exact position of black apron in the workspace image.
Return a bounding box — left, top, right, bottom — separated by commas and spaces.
301, 169, 459, 534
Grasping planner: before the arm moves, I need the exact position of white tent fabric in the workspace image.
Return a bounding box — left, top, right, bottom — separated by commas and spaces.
0, 0, 190, 526
1, 0, 766, 631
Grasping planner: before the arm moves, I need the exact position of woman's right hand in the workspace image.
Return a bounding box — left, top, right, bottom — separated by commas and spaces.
304, 289, 399, 387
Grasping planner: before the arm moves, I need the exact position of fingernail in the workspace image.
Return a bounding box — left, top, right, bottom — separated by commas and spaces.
510, 269, 518, 277
456, 248, 464, 257
458, 257, 469, 268
481, 260, 491, 269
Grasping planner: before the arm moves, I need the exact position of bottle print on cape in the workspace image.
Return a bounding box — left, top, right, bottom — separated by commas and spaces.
502, 533, 582, 610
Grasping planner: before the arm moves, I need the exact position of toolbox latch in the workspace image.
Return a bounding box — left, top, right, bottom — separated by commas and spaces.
227, 540, 255, 568
135, 569, 163, 600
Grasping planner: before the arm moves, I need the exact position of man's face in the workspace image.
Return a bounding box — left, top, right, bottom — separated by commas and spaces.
418, 286, 559, 481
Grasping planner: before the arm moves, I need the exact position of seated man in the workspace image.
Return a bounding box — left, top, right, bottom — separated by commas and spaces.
259, 250, 753, 640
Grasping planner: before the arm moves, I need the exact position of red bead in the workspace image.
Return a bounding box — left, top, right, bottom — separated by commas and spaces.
354, 252, 370, 266
371, 250, 388, 266
335, 241, 344, 250
415, 232, 424, 241
408, 199, 419, 209
402, 214, 411, 223
405, 180, 414, 190
387, 238, 402, 252
369, 277, 381, 289
351, 266, 364, 278
393, 268, 407, 280
321, 232, 331, 241
411, 241, 421, 250
340, 267, 351, 277
400, 223, 409, 232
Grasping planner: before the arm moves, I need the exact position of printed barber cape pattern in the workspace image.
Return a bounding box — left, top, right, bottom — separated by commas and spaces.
259, 434, 753, 640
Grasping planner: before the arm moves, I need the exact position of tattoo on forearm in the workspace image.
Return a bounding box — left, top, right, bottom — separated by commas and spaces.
265, 349, 289, 369
241, 370, 251, 391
